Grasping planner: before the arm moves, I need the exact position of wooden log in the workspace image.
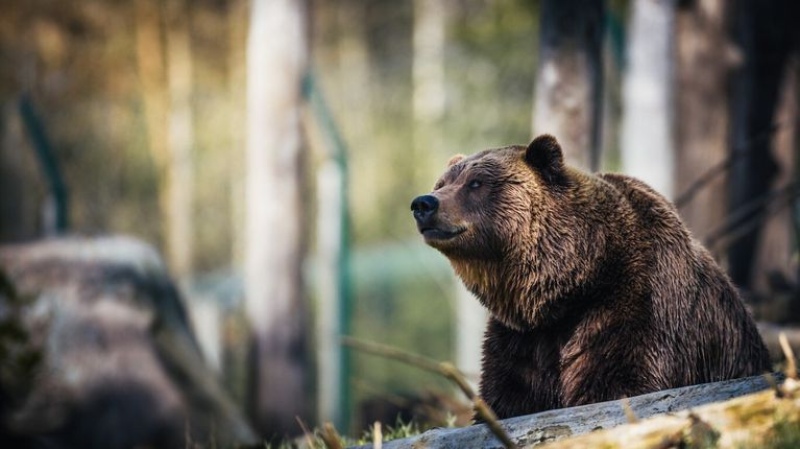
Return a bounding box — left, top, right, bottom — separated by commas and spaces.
354, 374, 779, 449
536, 377, 800, 448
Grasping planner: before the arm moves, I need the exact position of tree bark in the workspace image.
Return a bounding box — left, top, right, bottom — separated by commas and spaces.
674, 0, 732, 245
244, 0, 310, 438
620, 0, 676, 198
532, 0, 604, 170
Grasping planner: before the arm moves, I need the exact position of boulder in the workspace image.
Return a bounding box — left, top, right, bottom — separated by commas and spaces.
0, 236, 256, 449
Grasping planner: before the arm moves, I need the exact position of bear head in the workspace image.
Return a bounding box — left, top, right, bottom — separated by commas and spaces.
410, 135, 602, 330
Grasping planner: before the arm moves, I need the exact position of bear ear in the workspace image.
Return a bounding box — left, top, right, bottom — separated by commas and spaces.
525, 134, 566, 185
446, 154, 466, 168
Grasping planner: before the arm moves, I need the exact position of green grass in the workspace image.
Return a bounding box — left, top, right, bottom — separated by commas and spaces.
760, 420, 800, 449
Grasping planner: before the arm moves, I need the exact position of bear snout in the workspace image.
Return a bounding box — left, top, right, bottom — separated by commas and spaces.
411, 194, 439, 224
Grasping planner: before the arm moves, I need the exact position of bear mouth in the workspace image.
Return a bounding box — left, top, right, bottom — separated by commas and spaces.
420, 226, 465, 241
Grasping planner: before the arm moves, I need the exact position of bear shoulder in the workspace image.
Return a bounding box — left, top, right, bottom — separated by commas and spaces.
598, 172, 685, 235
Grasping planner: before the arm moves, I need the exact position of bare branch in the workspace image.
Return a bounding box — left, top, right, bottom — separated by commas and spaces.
342, 336, 518, 449
320, 422, 343, 449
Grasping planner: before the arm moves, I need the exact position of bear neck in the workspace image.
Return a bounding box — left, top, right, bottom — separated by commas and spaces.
452, 246, 607, 332
452, 176, 633, 331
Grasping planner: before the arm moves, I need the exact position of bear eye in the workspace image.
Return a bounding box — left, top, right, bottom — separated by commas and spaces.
468, 180, 482, 189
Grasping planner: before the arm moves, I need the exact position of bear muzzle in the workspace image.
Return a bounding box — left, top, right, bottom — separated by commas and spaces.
411, 194, 439, 222
411, 194, 465, 242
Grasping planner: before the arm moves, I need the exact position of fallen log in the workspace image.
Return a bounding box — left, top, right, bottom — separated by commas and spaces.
356, 374, 779, 449
536, 377, 800, 448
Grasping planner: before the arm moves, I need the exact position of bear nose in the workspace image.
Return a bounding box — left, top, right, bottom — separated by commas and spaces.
411, 194, 439, 222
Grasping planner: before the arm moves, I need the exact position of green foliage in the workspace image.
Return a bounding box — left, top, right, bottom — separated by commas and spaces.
761, 420, 800, 449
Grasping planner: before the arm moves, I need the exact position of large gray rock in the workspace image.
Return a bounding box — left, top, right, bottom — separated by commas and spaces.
0, 236, 256, 449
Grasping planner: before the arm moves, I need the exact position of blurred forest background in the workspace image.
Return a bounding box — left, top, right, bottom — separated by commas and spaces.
1, 0, 799, 444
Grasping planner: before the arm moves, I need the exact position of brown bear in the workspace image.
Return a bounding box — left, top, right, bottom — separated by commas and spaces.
410, 135, 771, 420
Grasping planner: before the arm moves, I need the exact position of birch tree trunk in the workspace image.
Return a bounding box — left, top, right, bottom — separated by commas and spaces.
244, 0, 310, 438
674, 0, 731, 245
532, 0, 604, 170
413, 0, 446, 124
164, 0, 194, 280
620, 0, 675, 198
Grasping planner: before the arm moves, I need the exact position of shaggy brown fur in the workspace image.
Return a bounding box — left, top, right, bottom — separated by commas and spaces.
411, 135, 771, 420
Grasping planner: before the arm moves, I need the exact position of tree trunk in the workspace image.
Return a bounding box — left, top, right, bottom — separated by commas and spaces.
674, 0, 732, 245
134, 0, 167, 176
228, 0, 248, 270
726, 0, 796, 290
164, 0, 194, 280
620, 0, 676, 198
412, 0, 446, 124
532, 0, 604, 170
244, 0, 310, 439
751, 62, 797, 296
135, 0, 194, 280
412, 0, 447, 188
